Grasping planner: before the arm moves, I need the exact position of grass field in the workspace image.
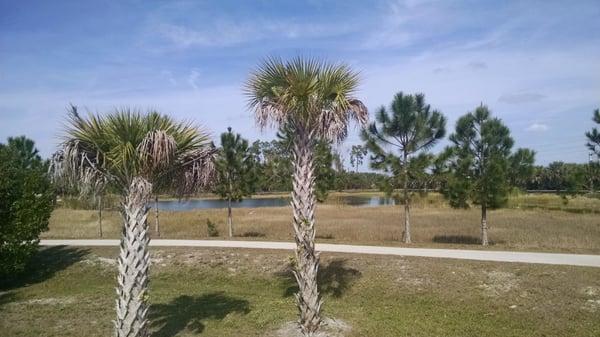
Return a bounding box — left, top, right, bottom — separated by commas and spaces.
1, 246, 599, 337
47, 194, 600, 253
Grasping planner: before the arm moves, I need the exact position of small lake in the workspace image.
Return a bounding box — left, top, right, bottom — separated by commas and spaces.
156, 195, 397, 211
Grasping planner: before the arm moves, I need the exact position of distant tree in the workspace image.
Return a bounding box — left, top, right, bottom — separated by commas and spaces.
442, 104, 534, 246
508, 148, 536, 189
6, 136, 42, 165
585, 108, 600, 157
361, 92, 446, 243
349, 145, 367, 172
0, 137, 54, 281
214, 127, 257, 237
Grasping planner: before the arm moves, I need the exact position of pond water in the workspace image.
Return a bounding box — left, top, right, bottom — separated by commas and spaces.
156, 195, 397, 211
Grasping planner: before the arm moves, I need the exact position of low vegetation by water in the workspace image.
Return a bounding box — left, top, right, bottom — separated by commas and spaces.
1, 247, 598, 337
47, 193, 600, 253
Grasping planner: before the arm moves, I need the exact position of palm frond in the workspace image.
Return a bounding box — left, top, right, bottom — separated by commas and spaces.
245, 57, 367, 142
51, 106, 216, 198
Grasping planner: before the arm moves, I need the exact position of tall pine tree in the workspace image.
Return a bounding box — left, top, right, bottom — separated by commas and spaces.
361, 92, 446, 243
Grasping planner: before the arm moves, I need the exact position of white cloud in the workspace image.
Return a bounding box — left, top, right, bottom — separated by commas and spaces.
526, 123, 549, 132
499, 93, 546, 104
187, 68, 201, 90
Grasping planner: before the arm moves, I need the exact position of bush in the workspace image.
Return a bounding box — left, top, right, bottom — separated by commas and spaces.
0, 138, 54, 280
206, 218, 219, 237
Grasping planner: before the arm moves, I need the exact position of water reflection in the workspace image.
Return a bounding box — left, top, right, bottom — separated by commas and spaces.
156, 195, 397, 211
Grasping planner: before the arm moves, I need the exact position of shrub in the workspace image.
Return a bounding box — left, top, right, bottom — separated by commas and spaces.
206, 218, 219, 237
0, 137, 54, 280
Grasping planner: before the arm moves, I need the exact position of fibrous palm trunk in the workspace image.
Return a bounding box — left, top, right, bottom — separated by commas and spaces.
481, 203, 489, 246
291, 126, 322, 336
114, 177, 152, 337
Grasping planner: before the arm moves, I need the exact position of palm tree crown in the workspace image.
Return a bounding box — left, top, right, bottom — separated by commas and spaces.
51, 106, 215, 196
245, 57, 367, 141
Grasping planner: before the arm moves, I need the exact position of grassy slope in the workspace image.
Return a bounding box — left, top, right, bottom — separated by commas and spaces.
1, 247, 599, 337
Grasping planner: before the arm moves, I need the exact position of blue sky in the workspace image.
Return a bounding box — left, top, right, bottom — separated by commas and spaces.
1, 0, 599, 167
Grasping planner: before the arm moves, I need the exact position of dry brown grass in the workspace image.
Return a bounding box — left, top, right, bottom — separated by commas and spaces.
47, 201, 600, 253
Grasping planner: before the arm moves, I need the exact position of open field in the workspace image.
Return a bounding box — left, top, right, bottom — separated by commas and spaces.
47, 202, 600, 254
1, 246, 599, 337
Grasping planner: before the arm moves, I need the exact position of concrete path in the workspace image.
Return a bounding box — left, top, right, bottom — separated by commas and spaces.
40, 239, 600, 268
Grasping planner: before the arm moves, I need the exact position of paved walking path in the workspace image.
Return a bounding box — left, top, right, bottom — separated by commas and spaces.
40, 239, 600, 268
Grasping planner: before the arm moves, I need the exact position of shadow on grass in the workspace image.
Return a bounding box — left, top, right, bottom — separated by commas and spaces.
0, 245, 89, 291
276, 258, 362, 298
432, 235, 502, 245
239, 231, 266, 238
149, 292, 250, 337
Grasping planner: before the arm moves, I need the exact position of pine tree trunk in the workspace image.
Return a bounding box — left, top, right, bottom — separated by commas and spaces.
402, 151, 411, 244
114, 177, 152, 337
227, 197, 233, 238
98, 195, 103, 238
154, 195, 160, 237
481, 203, 489, 246
291, 127, 322, 336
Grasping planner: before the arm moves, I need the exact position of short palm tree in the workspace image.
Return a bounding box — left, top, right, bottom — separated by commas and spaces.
50, 107, 216, 337
245, 57, 367, 336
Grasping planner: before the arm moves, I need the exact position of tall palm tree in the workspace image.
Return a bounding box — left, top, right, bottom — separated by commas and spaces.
50, 107, 215, 337
245, 57, 367, 336
361, 92, 446, 243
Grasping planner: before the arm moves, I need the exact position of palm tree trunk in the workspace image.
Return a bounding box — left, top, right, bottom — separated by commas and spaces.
291, 127, 322, 336
402, 151, 411, 244
481, 203, 489, 246
114, 177, 152, 337
154, 195, 160, 237
227, 197, 233, 237
98, 195, 103, 238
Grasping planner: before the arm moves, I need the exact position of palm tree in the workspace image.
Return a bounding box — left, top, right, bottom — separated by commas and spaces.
245, 57, 367, 336
361, 92, 446, 243
50, 107, 215, 337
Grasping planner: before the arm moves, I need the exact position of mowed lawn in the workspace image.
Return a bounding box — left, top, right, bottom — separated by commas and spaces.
47, 202, 600, 253
1, 247, 599, 337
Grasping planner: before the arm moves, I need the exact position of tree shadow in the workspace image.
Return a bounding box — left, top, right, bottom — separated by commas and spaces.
276, 258, 362, 298
0, 245, 89, 290
149, 292, 250, 337
432, 235, 502, 245
238, 231, 266, 238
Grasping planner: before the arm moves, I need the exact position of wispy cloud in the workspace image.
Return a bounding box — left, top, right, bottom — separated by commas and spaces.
526, 122, 549, 132
498, 93, 546, 104
467, 61, 487, 70
187, 68, 201, 90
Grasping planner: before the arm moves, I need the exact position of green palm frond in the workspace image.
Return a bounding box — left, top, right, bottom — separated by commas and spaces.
51, 106, 216, 197
245, 56, 367, 142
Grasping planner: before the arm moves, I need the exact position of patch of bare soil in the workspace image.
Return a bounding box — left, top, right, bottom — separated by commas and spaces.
268, 318, 351, 337
581, 286, 600, 312
478, 271, 519, 297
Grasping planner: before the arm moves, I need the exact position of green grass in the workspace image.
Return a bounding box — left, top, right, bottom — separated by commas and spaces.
1, 247, 599, 336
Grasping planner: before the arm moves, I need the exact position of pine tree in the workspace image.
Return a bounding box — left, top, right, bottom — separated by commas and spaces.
214, 127, 257, 237
361, 92, 446, 244
442, 104, 534, 246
